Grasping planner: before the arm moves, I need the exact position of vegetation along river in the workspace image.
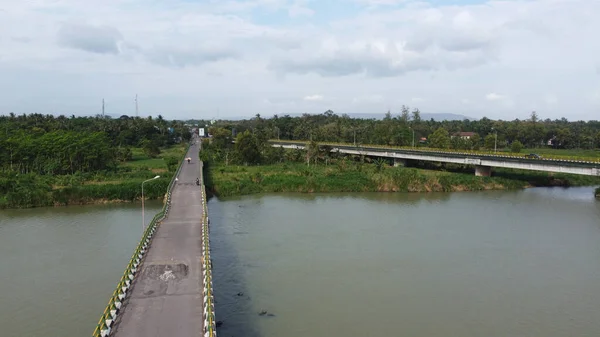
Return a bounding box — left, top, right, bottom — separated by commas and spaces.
1, 188, 600, 337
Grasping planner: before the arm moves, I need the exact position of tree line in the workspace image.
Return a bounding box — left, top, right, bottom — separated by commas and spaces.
212, 109, 600, 151
0, 113, 192, 175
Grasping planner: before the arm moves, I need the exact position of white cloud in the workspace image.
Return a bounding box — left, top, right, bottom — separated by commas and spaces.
57, 23, 124, 54
304, 94, 324, 101
289, 0, 314, 17
485, 93, 505, 101
353, 0, 410, 8
0, 0, 599, 120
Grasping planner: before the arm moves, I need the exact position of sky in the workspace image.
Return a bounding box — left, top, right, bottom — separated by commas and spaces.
0, 0, 599, 121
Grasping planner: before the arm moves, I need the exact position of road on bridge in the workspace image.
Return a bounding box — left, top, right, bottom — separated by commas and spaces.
111, 140, 205, 337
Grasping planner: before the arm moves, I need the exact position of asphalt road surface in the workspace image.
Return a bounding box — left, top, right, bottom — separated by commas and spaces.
111, 140, 204, 337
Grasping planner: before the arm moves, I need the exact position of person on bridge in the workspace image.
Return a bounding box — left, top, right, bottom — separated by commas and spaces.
196, 178, 200, 186
187, 158, 191, 164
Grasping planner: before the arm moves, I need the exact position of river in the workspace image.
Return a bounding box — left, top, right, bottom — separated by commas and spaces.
0, 201, 163, 337
1, 188, 600, 337
210, 187, 600, 337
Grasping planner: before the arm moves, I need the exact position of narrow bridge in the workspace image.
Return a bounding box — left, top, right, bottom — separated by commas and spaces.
270, 141, 600, 177
92, 138, 216, 337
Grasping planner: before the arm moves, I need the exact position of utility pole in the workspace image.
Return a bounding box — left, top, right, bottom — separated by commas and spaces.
353, 129, 356, 147
495, 132, 497, 153
102, 98, 105, 117
135, 94, 139, 117
410, 127, 415, 148
492, 127, 497, 153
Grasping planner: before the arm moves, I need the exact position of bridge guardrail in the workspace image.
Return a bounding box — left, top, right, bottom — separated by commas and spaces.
200, 161, 217, 337
269, 140, 600, 165
91, 143, 190, 337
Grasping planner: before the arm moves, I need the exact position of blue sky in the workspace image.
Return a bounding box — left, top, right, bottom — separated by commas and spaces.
0, 0, 598, 120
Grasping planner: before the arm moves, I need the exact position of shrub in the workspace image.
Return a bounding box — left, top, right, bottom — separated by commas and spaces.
511, 140, 524, 153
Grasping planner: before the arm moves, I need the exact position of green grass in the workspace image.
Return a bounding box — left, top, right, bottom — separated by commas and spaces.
209, 163, 377, 195
502, 148, 600, 158
204, 159, 600, 198
123, 144, 186, 170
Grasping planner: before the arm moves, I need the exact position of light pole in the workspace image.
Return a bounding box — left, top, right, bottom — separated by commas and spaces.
142, 175, 160, 234
491, 127, 498, 153
494, 131, 498, 153
353, 129, 356, 147
410, 127, 415, 148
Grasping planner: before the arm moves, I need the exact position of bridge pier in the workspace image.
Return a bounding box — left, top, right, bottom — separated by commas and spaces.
393, 158, 407, 167
475, 165, 492, 177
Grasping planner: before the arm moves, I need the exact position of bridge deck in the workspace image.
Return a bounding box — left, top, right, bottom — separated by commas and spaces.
111, 144, 204, 337
271, 141, 600, 176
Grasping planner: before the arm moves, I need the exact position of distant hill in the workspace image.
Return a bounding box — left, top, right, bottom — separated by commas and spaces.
211, 112, 475, 121
339, 113, 474, 121
421, 113, 474, 121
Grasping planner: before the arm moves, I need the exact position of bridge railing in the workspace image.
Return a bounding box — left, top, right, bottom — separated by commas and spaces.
91, 143, 190, 337
200, 161, 217, 337
269, 139, 600, 164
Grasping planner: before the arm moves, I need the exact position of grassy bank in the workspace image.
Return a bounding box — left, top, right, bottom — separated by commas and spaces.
596, 187, 600, 199
204, 161, 600, 198
509, 147, 600, 159
0, 144, 186, 209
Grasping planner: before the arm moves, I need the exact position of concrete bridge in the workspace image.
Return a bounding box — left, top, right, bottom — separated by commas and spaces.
92, 138, 216, 337
270, 141, 600, 177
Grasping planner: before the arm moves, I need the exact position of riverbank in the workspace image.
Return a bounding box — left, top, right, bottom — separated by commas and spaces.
596, 187, 600, 198
204, 162, 600, 197
0, 145, 185, 209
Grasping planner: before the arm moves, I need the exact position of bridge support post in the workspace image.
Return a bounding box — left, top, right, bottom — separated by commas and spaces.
393, 158, 407, 167
475, 165, 492, 177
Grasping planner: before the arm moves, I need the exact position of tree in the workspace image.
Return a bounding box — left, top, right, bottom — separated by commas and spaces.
116, 147, 133, 162
264, 145, 285, 164
511, 140, 524, 153
470, 133, 481, 150
210, 127, 233, 150
530, 111, 539, 123
164, 156, 179, 172
306, 140, 320, 165
484, 134, 496, 150
384, 110, 392, 121
411, 108, 421, 123
141, 139, 161, 158
374, 158, 386, 172
451, 136, 469, 150
428, 127, 450, 149
400, 105, 410, 122
234, 130, 261, 165
555, 128, 573, 149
